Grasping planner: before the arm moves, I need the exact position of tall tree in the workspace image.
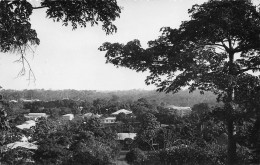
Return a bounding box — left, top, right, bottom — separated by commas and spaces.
0, 0, 121, 78
137, 113, 160, 151
100, 1, 260, 164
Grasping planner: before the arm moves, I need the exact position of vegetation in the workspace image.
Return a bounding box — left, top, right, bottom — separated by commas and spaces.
0, 0, 121, 79
100, 0, 260, 164
0, 89, 259, 164
1, 0, 260, 165
1, 89, 218, 107
125, 148, 147, 165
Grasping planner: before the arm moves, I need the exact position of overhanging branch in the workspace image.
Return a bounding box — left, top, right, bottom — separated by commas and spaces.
32, 6, 47, 9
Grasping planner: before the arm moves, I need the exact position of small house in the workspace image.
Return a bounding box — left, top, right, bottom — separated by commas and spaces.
6, 142, 38, 150
117, 133, 137, 140
24, 113, 47, 121
62, 114, 74, 121
82, 113, 101, 119
101, 117, 116, 124
16, 120, 36, 130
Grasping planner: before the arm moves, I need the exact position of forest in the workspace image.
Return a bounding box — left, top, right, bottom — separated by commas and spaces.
0, 89, 218, 106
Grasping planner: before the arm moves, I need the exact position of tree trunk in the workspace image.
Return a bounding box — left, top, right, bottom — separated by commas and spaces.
226, 51, 237, 165
227, 118, 237, 165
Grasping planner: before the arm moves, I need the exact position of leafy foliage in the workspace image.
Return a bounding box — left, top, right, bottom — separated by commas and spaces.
125, 148, 147, 165
1, 147, 35, 165
32, 117, 120, 165
0, 0, 39, 53
0, 0, 121, 54
100, 1, 260, 164
159, 144, 211, 165
136, 113, 160, 151
158, 143, 252, 165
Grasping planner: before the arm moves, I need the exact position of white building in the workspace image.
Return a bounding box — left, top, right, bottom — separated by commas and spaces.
82, 113, 101, 119
62, 114, 74, 121
16, 120, 36, 130
165, 105, 192, 117
117, 133, 137, 140
20, 99, 40, 103
101, 117, 116, 123
24, 113, 47, 121
6, 142, 38, 150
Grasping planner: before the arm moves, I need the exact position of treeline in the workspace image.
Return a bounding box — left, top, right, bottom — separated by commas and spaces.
1, 89, 218, 107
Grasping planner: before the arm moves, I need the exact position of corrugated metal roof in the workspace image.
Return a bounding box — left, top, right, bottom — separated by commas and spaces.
165, 105, 191, 110
111, 109, 132, 115
6, 142, 38, 150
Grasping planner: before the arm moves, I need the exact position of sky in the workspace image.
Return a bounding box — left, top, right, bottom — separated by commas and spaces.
0, 0, 259, 91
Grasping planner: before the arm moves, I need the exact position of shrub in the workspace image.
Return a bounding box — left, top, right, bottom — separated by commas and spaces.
125, 148, 147, 165
158, 143, 253, 165
206, 143, 253, 165
158, 144, 211, 165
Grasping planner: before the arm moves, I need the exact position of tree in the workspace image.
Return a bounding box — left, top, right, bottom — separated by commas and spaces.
0, 98, 27, 164
116, 112, 127, 123
47, 108, 61, 119
33, 117, 120, 165
13, 113, 27, 125
125, 148, 147, 165
131, 98, 158, 117
137, 113, 160, 151
99, 1, 260, 164
0, 100, 10, 155
92, 98, 108, 114
0, 0, 121, 79
192, 103, 210, 118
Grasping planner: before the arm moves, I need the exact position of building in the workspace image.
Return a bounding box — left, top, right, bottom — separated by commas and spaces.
101, 117, 116, 123
165, 105, 192, 117
117, 133, 137, 140
24, 113, 48, 121
82, 113, 101, 119
111, 109, 132, 115
6, 142, 38, 150
62, 114, 74, 121
9, 100, 18, 103
16, 120, 36, 130
20, 99, 40, 103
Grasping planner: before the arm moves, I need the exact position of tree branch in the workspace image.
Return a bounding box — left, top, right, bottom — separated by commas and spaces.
221, 41, 230, 52
32, 6, 47, 10
205, 44, 226, 51
237, 67, 260, 75
14, 45, 36, 85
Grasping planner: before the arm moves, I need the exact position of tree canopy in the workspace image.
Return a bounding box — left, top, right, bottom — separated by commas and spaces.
0, 0, 121, 78
0, 0, 121, 53
100, 0, 260, 94
100, 0, 260, 164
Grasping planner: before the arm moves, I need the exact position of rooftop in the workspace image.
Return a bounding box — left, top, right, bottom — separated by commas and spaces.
111, 109, 132, 115
165, 105, 191, 111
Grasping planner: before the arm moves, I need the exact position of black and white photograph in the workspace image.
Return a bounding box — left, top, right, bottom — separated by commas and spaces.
1, 0, 260, 164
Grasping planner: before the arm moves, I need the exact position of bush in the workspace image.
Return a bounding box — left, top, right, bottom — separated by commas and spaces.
125, 148, 147, 165
206, 143, 253, 165
159, 144, 211, 165
1, 147, 34, 165
158, 143, 253, 165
